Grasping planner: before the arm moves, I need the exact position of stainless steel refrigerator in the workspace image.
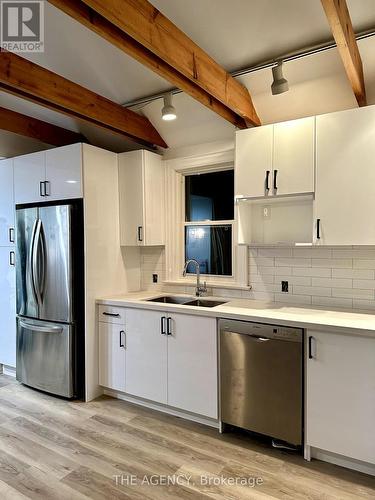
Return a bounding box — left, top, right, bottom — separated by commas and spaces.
16, 203, 84, 398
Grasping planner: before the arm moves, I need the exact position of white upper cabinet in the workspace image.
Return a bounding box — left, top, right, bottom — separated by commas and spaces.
119, 150, 165, 246
306, 329, 375, 465
14, 151, 46, 205
14, 145, 83, 204
315, 106, 375, 245
167, 313, 218, 418
273, 117, 315, 196
45, 143, 82, 200
235, 117, 315, 199
0, 159, 15, 246
235, 124, 273, 198
0, 246, 16, 367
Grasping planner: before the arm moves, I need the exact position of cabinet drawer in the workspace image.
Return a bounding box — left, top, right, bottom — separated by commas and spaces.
98, 305, 125, 324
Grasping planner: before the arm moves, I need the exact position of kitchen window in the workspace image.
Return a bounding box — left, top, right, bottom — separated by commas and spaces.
184, 170, 234, 276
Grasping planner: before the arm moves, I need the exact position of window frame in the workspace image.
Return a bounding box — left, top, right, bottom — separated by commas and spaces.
183, 170, 235, 278
164, 149, 249, 290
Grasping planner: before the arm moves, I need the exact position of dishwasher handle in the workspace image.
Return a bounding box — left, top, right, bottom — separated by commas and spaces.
224, 330, 272, 342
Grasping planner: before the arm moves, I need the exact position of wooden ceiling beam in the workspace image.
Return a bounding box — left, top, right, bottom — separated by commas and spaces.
48, 0, 250, 129
73, 0, 260, 127
0, 51, 167, 148
321, 0, 366, 106
0, 105, 87, 146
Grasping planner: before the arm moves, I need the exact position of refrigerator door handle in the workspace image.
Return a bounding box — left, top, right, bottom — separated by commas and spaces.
32, 219, 43, 306
39, 220, 47, 302
19, 319, 63, 334
29, 219, 39, 305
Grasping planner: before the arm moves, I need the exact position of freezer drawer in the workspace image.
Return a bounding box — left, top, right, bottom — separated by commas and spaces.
16, 318, 74, 398
220, 322, 303, 446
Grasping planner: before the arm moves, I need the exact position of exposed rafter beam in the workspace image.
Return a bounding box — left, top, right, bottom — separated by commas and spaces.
0, 51, 167, 148
320, 0, 367, 106
48, 0, 249, 129
72, 0, 260, 127
0, 106, 87, 146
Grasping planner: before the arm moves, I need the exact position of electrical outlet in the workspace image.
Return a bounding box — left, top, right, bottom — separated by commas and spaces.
263, 206, 271, 219
281, 280, 289, 293
152, 274, 158, 283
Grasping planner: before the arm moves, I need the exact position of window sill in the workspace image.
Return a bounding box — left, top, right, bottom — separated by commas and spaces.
163, 280, 252, 291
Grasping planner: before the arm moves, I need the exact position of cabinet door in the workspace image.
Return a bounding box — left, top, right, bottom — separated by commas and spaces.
273, 117, 315, 196
118, 151, 144, 246
0, 247, 16, 367
0, 159, 15, 246
143, 151, 165, 246
98, 322, 126, 392
45, 144, 82, 200
14, 151, 45, 205
306, 330, 375, 464
315, 106, 375, 245
235, 125, 273, 199
125, 308, 167, 403
167, 314, 218, 418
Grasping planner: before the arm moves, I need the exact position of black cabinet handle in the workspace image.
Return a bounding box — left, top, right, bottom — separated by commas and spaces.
265, 170, 270, 192
9, 251, 15, 266
308, 336, 315, 359
44, 181, 51, 196
316, 219, 321, 240
273, 169, 278, 191
161, 316, 166, 335
39, 181, 45, 197
9, 227, 15, 243
119, 330, 125, 348
167, 317, 172, 336
137, 226, 143, 242
102, 312, 120, 317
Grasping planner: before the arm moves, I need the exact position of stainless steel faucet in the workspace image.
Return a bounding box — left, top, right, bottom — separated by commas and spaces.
183, 259, 207, 297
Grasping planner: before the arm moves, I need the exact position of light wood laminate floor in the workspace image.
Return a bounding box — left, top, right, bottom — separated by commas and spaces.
0, 374, 374, 499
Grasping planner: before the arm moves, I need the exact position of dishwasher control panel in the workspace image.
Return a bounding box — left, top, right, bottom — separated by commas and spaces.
219, 319, 303, 343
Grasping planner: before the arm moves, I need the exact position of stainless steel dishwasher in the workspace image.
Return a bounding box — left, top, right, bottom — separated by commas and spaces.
219, 319, 303, 446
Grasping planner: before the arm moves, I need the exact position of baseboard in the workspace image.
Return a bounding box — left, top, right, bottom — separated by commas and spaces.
2, 365, 16, 377
311, 448, 375, 476
103, 388, 219, 429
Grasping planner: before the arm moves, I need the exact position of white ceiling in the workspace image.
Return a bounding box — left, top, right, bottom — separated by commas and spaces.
1, 0, 375, 156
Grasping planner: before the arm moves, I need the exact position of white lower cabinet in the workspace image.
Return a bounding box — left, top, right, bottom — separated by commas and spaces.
98, 307, 218, 418
98, 322, 126, 392
125, 308, 168, 404
0, 247, 16, 367
306, 329, 375, 464
167, 313, 217, 418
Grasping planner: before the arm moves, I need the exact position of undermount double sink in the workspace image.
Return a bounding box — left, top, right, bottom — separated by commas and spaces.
146, 295, 227, 308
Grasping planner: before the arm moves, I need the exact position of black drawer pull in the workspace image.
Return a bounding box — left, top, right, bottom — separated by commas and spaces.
161, 316, 166, 335
308, 336, 315, 359
273, 169, 278, 191
265, 170, 270, 192
102, 312, 120, 317
316, 219, 321, 240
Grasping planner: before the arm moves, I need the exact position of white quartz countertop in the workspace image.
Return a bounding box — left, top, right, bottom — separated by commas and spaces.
97, 291, 375, 336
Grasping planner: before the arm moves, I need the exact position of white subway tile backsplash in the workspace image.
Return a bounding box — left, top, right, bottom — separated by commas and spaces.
293, 286, 331, 297
353, 279, 375, 290
276, 275, 312, 286
292, 267, 331, 278
141, 245, 375, 312
311, 277, 352, 288
292, 248, 332, 258
274, 293, 312, 305
353, 299, 375, 311
275, 257, 311, 267
312, 296, 353, 308
332, 288, 374, 299
332, 268, 375, 279
312, 259, 352, 269
353, 259, 375, 269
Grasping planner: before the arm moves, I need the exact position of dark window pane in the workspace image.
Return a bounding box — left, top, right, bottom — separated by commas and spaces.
185, 170, 234, 221
185, 225, 232, 276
